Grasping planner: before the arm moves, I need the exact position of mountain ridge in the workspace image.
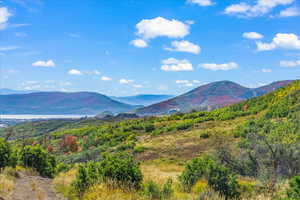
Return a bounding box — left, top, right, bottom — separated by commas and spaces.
136, 80, 293, 116
0, 91, 141, 115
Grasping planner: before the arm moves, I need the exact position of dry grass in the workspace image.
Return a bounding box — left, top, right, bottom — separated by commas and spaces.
0, 173, 14, 198
53, 168, 78, 200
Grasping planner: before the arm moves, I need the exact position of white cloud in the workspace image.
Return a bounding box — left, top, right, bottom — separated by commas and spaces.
165, 40, 201, 54
200, 62, 239, 71
136, 17, 190, 40
0, 46, 19, 51
0, 7, 12, 30
262, 68, 272, 72
279, 7, 300, 17
256, 33, 300, 51
130, 39, 148, 48
193, 80, 201, 83
243, 32, 264, 40
161, 58, 193, 72
101, 76, 112, 81
85, 70, 100, 75
224, 0, 295, 17
187, 0, 214, 6
133, 84, 143, 88
68, 69, 82, 75
32, 60, 55, 67
120, 79, 134, 84
175, 80, 189, 84
15, 32, 27, 37
280, 60, 300, 67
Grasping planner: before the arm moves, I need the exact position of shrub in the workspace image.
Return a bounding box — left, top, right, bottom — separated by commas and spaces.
179, 155, 216, 192
145, 124, 155, 132
287, 175, 300, 200
0, 139, 13, 170
208, 165, 241, 200
99, 153, 143, 190
19, 145, 56, 178
73, 153, 143, 195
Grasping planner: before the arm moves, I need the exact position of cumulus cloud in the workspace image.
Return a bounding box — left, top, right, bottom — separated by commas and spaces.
32, 60, 55, 67
280, 60, 300, 67
161, 58, 193, 72
0, 7, 12, 30
136, 17, 190, 40
243, 32, 264, 40
262, 68, 272, 72
130, 39, 148, 48
68, 69, 82, 75
187, 0, 214, 6
256, 33, 300, 51
224, 0, 295, 17
200, 62, 239, 71
101, 76, 112, 81
120, 79, 134, 84
165, 40, 201, 54
279, 7, 300, 17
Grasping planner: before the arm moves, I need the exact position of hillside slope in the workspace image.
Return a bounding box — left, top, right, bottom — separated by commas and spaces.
0, 92, 140, 115
136, 80, 292, 116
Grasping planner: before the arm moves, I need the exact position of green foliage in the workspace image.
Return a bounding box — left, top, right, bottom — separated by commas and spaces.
208, 165, 241, 200
143, 179, 173, 200
19, 145, 56, 177
98, 153, 143, 189
179, 155, 216, 192
0, 139, 13, 169
287, 175, 300, 200
73, 153, 143, 194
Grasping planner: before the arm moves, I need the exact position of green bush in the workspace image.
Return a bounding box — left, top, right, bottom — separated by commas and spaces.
0, 139, 14, 169
179, 155, 216, 192
287, 175, 300, 200
19, 145, 56, 178
99, 153, 143, 189
73, 153, 143, 194
208, 165, 241, 200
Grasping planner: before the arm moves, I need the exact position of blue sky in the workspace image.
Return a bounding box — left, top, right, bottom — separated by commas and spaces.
0, 0, 300, 96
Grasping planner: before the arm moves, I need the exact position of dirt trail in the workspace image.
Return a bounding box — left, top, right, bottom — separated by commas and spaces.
8, 173, 66, 200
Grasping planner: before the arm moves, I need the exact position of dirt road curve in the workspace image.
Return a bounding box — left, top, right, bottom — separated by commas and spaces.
7, 173, 66, 200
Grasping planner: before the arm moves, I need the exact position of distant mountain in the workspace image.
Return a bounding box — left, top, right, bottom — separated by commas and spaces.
0, 92, 141, 115
111, 94, 174, 106
136, 80, 292, 116
0, 88, 39, 95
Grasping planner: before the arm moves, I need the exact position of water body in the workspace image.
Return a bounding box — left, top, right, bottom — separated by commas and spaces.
0, 115, 94, 120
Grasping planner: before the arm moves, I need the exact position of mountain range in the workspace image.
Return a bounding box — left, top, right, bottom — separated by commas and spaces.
111, 94, 174, 106
0, 80, 292, 115
136, 80, 292, 116
0, 92, 141, 115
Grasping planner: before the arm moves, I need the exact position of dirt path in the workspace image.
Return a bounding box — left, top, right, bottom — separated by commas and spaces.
9, 173, 66, 200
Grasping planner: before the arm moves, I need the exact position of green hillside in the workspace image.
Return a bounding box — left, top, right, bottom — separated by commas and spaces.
1, 80, 300, 200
